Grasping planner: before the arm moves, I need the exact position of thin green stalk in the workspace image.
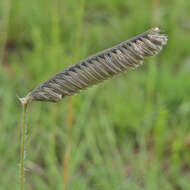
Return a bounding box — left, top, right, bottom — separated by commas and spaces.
19, 97, 29, 190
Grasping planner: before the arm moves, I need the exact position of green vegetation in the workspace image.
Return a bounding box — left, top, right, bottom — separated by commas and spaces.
0, 0, 190, 189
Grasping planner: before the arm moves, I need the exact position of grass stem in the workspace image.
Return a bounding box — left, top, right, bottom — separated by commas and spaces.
19, 97, 29, 190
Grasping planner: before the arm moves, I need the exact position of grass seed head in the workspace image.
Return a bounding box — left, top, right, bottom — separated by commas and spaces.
24, 27, 168, 102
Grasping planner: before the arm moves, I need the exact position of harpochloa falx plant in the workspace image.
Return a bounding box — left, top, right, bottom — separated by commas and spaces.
19, 27, 167, 189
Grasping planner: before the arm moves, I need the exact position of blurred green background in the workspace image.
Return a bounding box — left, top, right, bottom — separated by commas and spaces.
0, 0, 190, 189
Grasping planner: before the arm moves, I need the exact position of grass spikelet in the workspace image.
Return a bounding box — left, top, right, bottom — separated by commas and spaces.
22, 27, 167, 103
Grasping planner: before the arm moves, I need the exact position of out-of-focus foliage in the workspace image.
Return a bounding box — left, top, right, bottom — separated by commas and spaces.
0, 0, 190, 189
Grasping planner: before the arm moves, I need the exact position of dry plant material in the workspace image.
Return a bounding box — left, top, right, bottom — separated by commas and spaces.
23, 27, 167, 102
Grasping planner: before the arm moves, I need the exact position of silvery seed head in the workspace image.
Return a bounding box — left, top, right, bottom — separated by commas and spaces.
23, 27, 168, 103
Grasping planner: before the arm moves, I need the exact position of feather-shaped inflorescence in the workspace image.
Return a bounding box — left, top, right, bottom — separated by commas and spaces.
24, 27, 167, 102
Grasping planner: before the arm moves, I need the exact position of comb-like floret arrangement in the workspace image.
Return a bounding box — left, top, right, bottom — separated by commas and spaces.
24, 27, 168, 102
